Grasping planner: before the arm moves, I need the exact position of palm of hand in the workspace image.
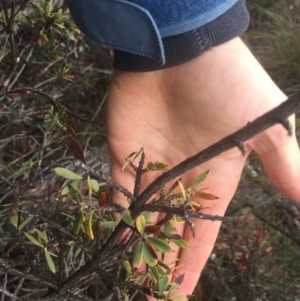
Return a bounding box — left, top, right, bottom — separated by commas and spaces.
106, 38, 300, 297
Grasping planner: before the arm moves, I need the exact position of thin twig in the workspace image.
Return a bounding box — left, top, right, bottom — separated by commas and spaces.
138, 91, 300, 206
134, 150, 146, 198
0, 287, 19, 300
73, 160, 135, 201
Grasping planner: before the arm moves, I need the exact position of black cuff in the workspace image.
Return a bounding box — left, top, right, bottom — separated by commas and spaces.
113, 0, 249, 72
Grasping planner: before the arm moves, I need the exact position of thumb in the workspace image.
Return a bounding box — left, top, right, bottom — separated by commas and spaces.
249, 116, 300, 202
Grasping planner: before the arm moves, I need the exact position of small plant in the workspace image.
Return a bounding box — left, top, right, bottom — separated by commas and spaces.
1, 1, 300, 300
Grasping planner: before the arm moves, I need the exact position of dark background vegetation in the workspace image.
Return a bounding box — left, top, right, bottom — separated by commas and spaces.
0, 0, 300, 300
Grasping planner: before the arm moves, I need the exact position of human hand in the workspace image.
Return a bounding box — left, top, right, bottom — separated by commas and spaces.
106, 37, 300, 298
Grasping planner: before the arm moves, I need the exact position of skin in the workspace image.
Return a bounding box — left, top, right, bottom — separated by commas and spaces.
106, 37, 300, 299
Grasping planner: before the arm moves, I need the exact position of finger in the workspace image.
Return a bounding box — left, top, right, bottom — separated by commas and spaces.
250, 116, 300, 202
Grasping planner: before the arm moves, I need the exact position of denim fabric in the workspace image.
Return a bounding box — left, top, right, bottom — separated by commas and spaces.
66, 0, 165, 64
67, 0, 239, 64
128, 0, 238, 37
114, 0, 250, 71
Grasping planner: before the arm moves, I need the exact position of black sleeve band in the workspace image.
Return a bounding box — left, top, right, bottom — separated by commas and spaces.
113, 0, 249, 72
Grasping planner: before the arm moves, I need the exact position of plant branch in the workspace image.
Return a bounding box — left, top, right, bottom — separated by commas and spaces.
43, 91, 300, 299
138, 91, 300, 206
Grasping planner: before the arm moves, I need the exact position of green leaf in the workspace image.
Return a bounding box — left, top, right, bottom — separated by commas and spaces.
178, 180, 186, 199
146, 162, 154, 170
73, 210, 83, 235
19, 217, 33, 230
133, 242, 144, 269
54, 167, 82, 180
153, 161, 168, 170
143, 243, 157, 267
85, 210, 94, 240
9, 213, 18, 227
123, 260, 132, 281
45, 0, 53, 14
163, 226, 176, 234
90, 179, 99, 192
87, 175, 92, 206
136, 215, 145, 235
25, 233, 43, 247
35, 228, 48, 243
121, 209, 133, 226
101, 221, 118, 229
147, 237, 173, 253
171, 239, 189, 249
132, 148, 144, 161
44, 248, 56, 273
134, 274, 147, 285
126, 151, 137, 160
189, 170, 209, 190
166, 179, 181, 196
166, 282, 180, 298
149, 265, 160, 282
68, 184, 83, 203
158, 275, 170, 295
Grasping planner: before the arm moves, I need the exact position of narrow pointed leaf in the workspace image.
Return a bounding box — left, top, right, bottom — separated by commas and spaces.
147, 237, 172, 253
19, 217, 33, 230
87, 175, 92, 205
123, 260, 132, 280
163, 233, 182, 240
9, 213, 18, 227
68, 184, 83, 203
73, 210, 83, 235
167, 282, 180, 298
145, 225, 161, 235
172, 239, 189, 249
132, 148, 144, 161
35, 228, 48, 242
189, 170, 209, 190
146, 162, 154, 170
44, 248, 56, 273
61, 185, 69, 195
136, 215, 145, 234
145, 243, 158, 260
101, 221, 118, 229
134, 274, 147, 285
25, 233, 43, 247
54, 167, 82, 180
85, 210, 94, 240
90, 179, 99, 192
167, 178, 181, 196
178, 180, 186, 199
67, 137, 85, 163
133, 242, 144, 269
126, 151, 137, 160
98, 191, 109, 208
158, 275, 170, 295
163, 226, 176, 234
196, 191, 220, 200
153, 161, 168, 170
121, 209, 133, 226
143, 243, 157, 267
122, 160, 130, 171
174, 273, 185, 285
149, 266, 160, 282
